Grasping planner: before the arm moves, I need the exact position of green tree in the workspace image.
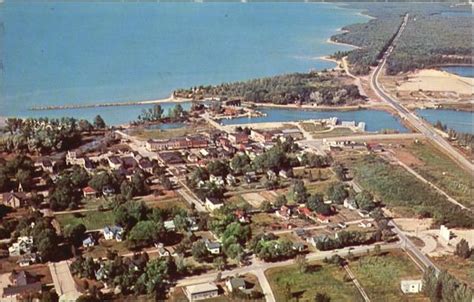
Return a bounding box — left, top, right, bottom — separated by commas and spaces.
128, 220, 165, 249
293, 180, 308, 203
355, 190, 376, 211
230, 154, 251, 174
307, 193, 324, 211
191, 240, 209, 262
16, 169, 33, 191
64, 223, 86, 246
454, 239, 471, 259
135, 258, 173, 296
207, 160, 229, 178
327, 182, 348, 204
213, 256, 226, 271
274, 195, 288, 208
93, 115, 106, 129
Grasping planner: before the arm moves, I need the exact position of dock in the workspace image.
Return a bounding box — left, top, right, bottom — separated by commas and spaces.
29, 95, 192, 111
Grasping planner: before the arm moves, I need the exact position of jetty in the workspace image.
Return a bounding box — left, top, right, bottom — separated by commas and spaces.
29, 95, 192, 111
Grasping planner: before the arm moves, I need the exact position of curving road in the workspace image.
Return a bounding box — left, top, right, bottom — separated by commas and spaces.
369, 13, 474, 175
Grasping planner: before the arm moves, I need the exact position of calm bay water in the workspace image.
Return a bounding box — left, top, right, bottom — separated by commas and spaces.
417, 109, 474, 134
441, 66, 474, 78
222, 108, 408, 133
0, 2, 367, 125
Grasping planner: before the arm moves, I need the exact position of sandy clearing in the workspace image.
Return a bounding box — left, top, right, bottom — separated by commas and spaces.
242, 192, 267, 208
397, 69, 474, 95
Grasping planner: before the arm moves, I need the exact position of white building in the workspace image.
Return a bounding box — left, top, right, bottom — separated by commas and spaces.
401, 279, 423, 294
440, 225, 451, 241
185, 283, 219, 301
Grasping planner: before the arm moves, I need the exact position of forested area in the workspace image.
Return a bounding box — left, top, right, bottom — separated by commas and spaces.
175, 72, 364, 105
331, 3, 473, 75
332, 16, 402, 75
0, 115, 106, 154
387, 13, 473, 74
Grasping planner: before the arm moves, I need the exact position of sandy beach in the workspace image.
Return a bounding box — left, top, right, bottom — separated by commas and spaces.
326, 37, 361, 50
397, 69, 474, 95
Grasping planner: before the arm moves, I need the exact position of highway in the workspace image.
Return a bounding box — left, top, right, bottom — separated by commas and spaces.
369, 13, 474, 175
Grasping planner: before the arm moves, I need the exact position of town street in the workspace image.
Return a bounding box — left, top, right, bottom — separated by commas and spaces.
49, 261, 82, 302
176, 242, 401, 301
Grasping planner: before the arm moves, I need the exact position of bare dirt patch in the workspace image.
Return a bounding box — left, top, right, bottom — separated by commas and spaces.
241, 192, 268, 208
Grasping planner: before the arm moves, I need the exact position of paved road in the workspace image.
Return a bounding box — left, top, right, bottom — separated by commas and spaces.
299, 133, 423, 145
389, 221, 439, 274
254, 268, 276, 302
49, 261, 82, 302
369, 13, 474, 175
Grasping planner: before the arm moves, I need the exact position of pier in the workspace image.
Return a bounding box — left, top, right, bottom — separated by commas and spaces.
28, 96, 192, 111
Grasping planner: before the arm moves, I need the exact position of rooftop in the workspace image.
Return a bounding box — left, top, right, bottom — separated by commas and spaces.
185, 282, 218, 295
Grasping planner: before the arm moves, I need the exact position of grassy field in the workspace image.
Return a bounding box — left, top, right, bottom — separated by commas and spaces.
266, 261, 362, 301
406, 142, 473, 209
300, 122, 329, 132
350, 155, 474, 228
85, 240, 130, 259
350, 251, 426, 301
55, 209, 116, 230
129, 123, 212, 140
81, 197, 112, 210
311, 127, 355, 139
143, 197, 190, 210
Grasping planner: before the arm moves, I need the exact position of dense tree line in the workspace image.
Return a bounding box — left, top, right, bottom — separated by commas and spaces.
0, 155, 36, 192
1, 116, 106, 154
315, 230, 371, 251
331, 3, 472, 75
387, 13, 472, 74
249, 233, 297, 262
423, 267, 472, 302
137, 104, 187, 123
175, 72, 363, 106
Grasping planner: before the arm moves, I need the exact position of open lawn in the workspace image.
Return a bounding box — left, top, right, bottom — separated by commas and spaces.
266, 261, 362, 301
300, 122, 329, 132
81, 197, 112, 210
350, 155, 474, 228
405, 142, 473, 209
350, 251, 426, 301
142, 196, 190, 210
85, 239, 130, 259
129, 123, 212, 140
55, 209, 116, 231
311, 127, 355, 139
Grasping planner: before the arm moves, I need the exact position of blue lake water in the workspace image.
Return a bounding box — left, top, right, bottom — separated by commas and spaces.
416, 109, 473, 134
0, 2, 367, 125
441, 66, 474, 78
221, 108, 408, 133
